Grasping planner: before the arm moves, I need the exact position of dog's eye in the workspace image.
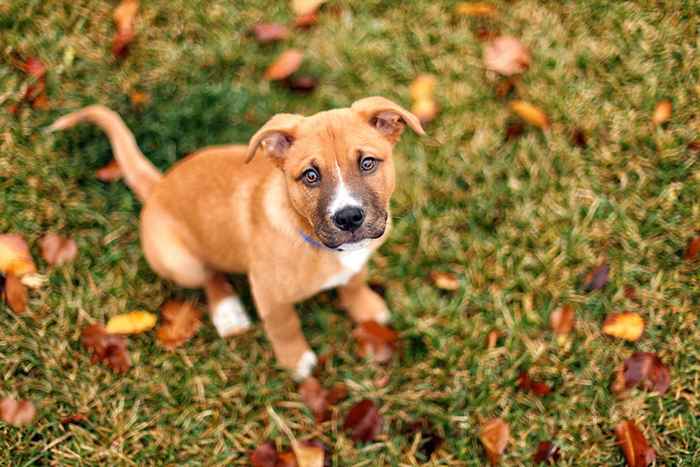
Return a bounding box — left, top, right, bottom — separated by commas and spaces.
359, 156, 378, 173
301, 168, 321, 186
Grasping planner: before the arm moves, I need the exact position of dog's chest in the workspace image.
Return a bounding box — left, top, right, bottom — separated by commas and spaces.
320, 248, 372, 290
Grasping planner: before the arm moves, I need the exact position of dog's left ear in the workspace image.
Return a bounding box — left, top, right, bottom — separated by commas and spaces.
246, 113, 304, 163
351, 96, 425, 144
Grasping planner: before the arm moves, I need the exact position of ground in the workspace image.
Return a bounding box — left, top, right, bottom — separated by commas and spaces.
1, 0, 699, 465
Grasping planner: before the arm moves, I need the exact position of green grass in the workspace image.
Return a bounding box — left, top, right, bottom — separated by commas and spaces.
2, 0, 700, 464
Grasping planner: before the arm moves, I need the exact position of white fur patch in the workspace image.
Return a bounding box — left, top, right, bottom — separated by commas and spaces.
212, 296, 251, 337
321, 245, 372, 290
375, 307, 390, 324
293, 350, 318, 381
327, 165, 361, 216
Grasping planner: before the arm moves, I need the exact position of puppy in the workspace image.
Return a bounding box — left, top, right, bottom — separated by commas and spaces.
49, 97, 424, 380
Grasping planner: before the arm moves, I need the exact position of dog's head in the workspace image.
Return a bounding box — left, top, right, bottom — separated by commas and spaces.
246, 97, 424, 251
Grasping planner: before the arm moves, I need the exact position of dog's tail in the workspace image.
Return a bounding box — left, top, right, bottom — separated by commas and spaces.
47, 105, 162, 202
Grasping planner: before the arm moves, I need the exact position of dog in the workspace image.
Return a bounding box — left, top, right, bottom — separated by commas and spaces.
49, 97, 424, 380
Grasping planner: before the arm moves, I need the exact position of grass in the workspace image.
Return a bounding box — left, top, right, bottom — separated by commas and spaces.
2, 0, 700, 464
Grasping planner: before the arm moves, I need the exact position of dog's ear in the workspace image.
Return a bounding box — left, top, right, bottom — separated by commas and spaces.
246, 113, 304, 163
351, 96, 425, 144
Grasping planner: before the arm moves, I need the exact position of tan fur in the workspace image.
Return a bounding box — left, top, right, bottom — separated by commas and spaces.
50, 97, 423, 378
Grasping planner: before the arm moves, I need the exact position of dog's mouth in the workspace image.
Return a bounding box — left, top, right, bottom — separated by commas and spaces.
319, 228, 385, 251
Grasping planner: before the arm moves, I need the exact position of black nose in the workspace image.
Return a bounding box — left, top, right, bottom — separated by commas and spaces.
333, 207, 365, 231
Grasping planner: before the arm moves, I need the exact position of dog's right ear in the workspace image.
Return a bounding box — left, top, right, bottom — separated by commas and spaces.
246, 113, 303, 163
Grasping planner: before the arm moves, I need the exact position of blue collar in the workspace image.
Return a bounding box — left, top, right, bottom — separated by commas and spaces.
299, 230, 325, 249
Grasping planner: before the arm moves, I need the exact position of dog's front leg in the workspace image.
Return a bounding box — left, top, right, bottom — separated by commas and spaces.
249, 274, 316, 381
338, 267, 390, 324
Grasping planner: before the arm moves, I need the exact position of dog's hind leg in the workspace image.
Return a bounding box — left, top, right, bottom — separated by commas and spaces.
204, 273, 251, 337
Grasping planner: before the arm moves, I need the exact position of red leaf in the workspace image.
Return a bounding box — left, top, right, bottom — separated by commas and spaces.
252, 23, 290, 43
61, 413, 88, 425
39, 233, 78, 266
0, 398, 36, 427
326, 382, 349, 405
533, 440, 560, 464
295, 12, 319, 28
352, 320, 399, 363
615, 420, 656, 467
81, 324, 131, 373
582, 262, 609, 292
479, 418, 509, 465
112, 0, 139, 58
684, 236, 700, 261
517, 371, 552, 397
612, 352, 670, 395
250, 441, 279, 467
343, 399, 382, 443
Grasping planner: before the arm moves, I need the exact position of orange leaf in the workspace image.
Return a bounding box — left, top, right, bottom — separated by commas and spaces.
651, 100, 672, 126
0, 398, 36, 427
4, 273, 27, 314
39, 233, 78, 266
484, 36, 531, 76
352, 320, 399, 363
129, 90, 150, 107
615, 420, 656, 467
684, 236, 700, 260
264, 49, 304, 81
455, 2, 497, 17
430, 271, 459, 291
155, 300, 202, 350
292, 440, 325, 467
479, 418, 509, 464
602, 312, 644, 341
291, 0, 325, 16
294, 12, 318, 29
509, 100, 549, 129
112, 0, 139, 58
96, 159, 123, 182
81, 324, 131, 373
0, 234, 36, 276
252, 23, 290, 43
550, 304, 575, 335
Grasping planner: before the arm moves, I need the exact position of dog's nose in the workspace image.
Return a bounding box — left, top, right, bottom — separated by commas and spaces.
333, 207, 365, 232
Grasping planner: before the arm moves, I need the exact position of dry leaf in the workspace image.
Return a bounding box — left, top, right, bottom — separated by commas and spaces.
0, 234, 36, 276
684, 236, 700, 260
39, 233, 78, 266
550, 304, 575, 335
352, 320, 399, 363
533, 440, 560, 464
484, 36, 530, 76
651, 100, 672, 126
4, 273, 27, 314
81, 324, 131, 373
129, 90, 150, 107
299, 377, 330, 422
11, 57, 48, 112
291, 0, 325, 16
410, 75, 437, 102
106, 310, 157, 335
479, 418, 509, 465
294, 12, 319, 28
61, 413, 88, 425
455, 2, 497, 17
612, 352, 670, 395
155, 300, 202, 350
412, 98, 439, 124
687, 140, 700, 152
277, 451, 298, 467
326, 382, 349, 404
615, 420, 656, 467
112, 0, 139, 58
509, 100, 549, 129
0, 398, 36, 427
343, 399, 382, 443
253, 23, 290, 43
96, 159, 123, 182
250, 441, 280, 467
486, 330, 502, 349
517, 371, 552, 397
430, 271, 459, 291
264, 49, 304, 81
505, 120, 525, 140
602, 312, 644, 341
582, 262, 609, 292
623, 285, 637, 301
292, 441, 325, 467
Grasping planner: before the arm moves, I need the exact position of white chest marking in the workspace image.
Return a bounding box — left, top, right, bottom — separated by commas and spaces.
321, 246, 372, 290
327, 164, 361, 216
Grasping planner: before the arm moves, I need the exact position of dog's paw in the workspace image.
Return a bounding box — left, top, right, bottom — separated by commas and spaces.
211, 296, 252, 337
293, 350, 318, 381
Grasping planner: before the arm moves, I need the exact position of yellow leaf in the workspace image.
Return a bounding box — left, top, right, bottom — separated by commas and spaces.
411, 98, 439, 124
509, 100, 550, 129
455, 2, 497, 17
106, 311, 157, 335
602, 311, 644, 341
409, 74, 437, 101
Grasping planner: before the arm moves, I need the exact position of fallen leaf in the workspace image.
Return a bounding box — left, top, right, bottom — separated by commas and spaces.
4, 273, 27, 314
0, 234, 36, 276
299, 377, 329, 422
277, 451, 298, 467
455, 2, 497, 17
264, 49, 304, 81
684, 236, 700, 260
291, 0, 325, 16
571, 128, 588, 148
430, 271, 459, 291
410, 75, 437, 102
615, 420, 656, 467
479, 418, 509, 465
486, 330, 502, 349
412, 98, 439, 124
112, 0, 139, 58
0, 398, 36, 427
287, 75, 318, 93
61, 413, 88, 425
129, 90, 150, 107
509, 100, 550, 129
533, 440, 560, 464
623, 285, 637, 301
96, 159, 123, 182
155, 300, 202, 350
250, 441, 279, 467
504, 120, 525, 140
81, 324, 131, 373
39, 233, 78, 266
292, 440, 325, 467
404, 419, 444, 460
352, 320, 399, 363
517, 371, 552, 397
326, 382, 349, 404
550, 304, 575, 335
12, 57, 48, 112
687, 140, 700, 152
106, 310, 157, 335
483, 36, 531, 76
253, 23, 290, 43
612, 352, 670, 395
651, 100, 672, 126
582, 262, 609, 292
602, 312, 644, 341
294, 12, 318, 28
343, 399, 382, 443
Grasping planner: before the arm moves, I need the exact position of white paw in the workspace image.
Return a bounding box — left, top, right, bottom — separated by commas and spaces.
212, 296, 252, 337
375, 307, 391, 324
293, 351, 318, 382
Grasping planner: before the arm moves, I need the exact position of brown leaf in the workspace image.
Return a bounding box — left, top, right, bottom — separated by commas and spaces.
509, 100, 549, 129
479, 418, 509, 465
429, 271, 459, 291
504, 120, 525, 141
615, 420, 656, 467
61, 413, 88, 425
602, 312, 644, 341
39, 233, 78, 266
483, 36, 531, 76
486, 330, 502, 349
0, 398, 36, 427
0, 234, 36, 276
96, 159, 123, 182
533, 440, 560, 464
624, 285, 637, 301
582, 262, 609, 292
651, 100, 672, 126
292, 440, 325, 467
455, 2, 497, 17
612, 352, 670, 395
299, 377, 330, 422
326, 382, 349, 404
343, 399, 382, 443
550, 304, 575, 335
4, 273, 27, 314
687, 140, 700, 152
253, 23, 290, 43
352, 320, 399, 363
571, 127, 588, 148
250, 441, 279, 467
155, 300, 202, 350
291, 0, 325, 16
684, 236, 700, 260
264, 49, 304, 81
81, 324, 131, 373
112, 0, 139, 58
517, 371, 552, 397
294, 12, 318, 29
286, 75, 318, 93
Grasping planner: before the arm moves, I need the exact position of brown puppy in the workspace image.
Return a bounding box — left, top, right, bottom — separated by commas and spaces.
49, 97, 424, 379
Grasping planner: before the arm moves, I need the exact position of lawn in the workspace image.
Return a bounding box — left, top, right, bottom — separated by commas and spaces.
2, 0, 700, 465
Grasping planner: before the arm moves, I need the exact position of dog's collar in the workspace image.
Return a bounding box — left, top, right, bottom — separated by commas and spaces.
299, 230, 326, 250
